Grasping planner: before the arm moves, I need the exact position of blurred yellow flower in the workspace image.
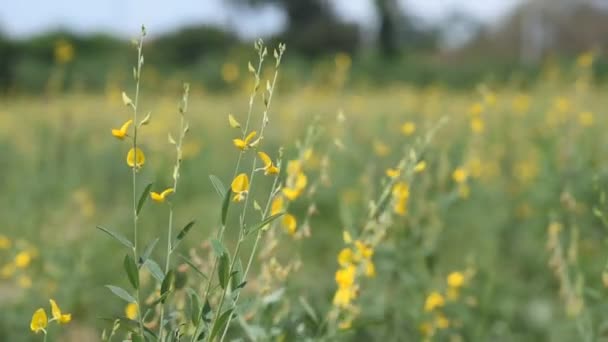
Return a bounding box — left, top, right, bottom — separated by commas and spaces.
335, 52, 352, 70
335, 265, 356, 288
469, 103, 484, 116
1, 263, 15, 278
338, 248, 353, 267
0, 235, 11, 249
401, 122, 416, 136
333, 286, 356, 308
365, 261, 376, 278
221, 62, 239, 83
471, 117, 485, 133
436, 314, 450, 329
578, 111, 594, 127
270, 196, 284, 216
258, 151, 280, 175
233, 131, 257, 151
111, 119, 133, 140
386, 168, 400, 178
150, 188, 174, 203
424, 292, 445, 312
231, 173, 249, 202
54, 39, 74, 64
50, 299, 71, 324
125, 303, 138, 320
452, 168, 468, 184
282, 213, 297, 236
447, 271, 465, 288
414, 161, 426, 173
14, 251, 32, 268
577, 52, 594, 68
30, 308, 48, 334
126, 147, 145, 169
282, 172, 307, 201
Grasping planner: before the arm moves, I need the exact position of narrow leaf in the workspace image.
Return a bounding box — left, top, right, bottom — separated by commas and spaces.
139, 238, 159, 266
209, 309, 234, 342
210, 239, 226, 257
144, 259, 164, 282
218, 253, 231, 289
161, 270, 175, 303
96, 225, 133, 249
136, 183, 153, 216
221, 189, 232, 225
231, 259, 243, 292
174, 220, 196, 250
105, 285, 136, 303
209, 175, 227, 199
177, 254, 208, 279
247, 212, 285, 235
123, 254, 140, 289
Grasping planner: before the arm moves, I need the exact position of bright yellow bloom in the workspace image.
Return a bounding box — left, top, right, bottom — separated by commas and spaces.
447, 271, 465, 288
424, 292, 445, 312
111, 119, 133, 140
333, 286, 356, 308
401, 122, 416, 136
343, 231, 352, 244
0, 235, 11, 249
126, 147, 145, 169
436, 314, 450, 329
338, 248, 353, 267
414, 161, 426, 173
270, 196, 284, 216
258, 151, 280, 175
14, 251, 32, 268
287, 160, 302, 176
392, 182, 409, 199
452, 168, 468, 184
282, 172, 308, 201
30, 308, 48, 333
231, 173, 249, 202
335, 265, 356, 288
125, 302, 138, 320
233, 131, 257, 151
386, 168, 400, 178
150, 188, 174, 203
365, 261, 376, 278
355, 240, 373, 259
282, 214, 297, 236
50, 299, 71, 324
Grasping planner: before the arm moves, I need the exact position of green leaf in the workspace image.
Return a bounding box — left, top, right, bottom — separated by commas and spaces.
186, 288, 202, 325
99, 317, 157, 341
173, 220, 196, 251
221, 189, 232, 225
218, 252, 231, 290
210, 239, 226, 257
139, 238, 159, 266
209, 175, 227, 199
247, 212, 285, 235
144, 259, 164, 282
136, 183, 153, 216
132, 334, 144, 342
105, 285, 136, 303
123, 254, 139, 289
161, 270, 175, 303
202, 299, 212, 323
209, 309, 233, 342
231, 258, 243, 292
96, 225, 133, 249
177, 254, 208, 279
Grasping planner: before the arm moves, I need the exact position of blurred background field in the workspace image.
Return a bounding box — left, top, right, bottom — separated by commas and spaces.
2, 0, 608, 341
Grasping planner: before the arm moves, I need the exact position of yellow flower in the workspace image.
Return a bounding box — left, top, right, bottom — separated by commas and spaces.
338, 248, 353, 267
233, 131, 257, 151
50, 299, 71, 324
335, 265, 356, 288
54, 39, 74, 64
471, 117, 485, 133
577, 51, 594, 68
401, 122, 416, 136
578, 111, 594, 127
424, 292, 445, 312
452, 168, 468, 184
338, 319, 353, 330
355, 241, 373, 259
126, 147, 145, 169
282, 172, 308, 201
270, 196, 284, 216
419, 322, 434, 337
435, 314, 450, 329
0, 235, 11, 249
333, 286, 356, 308
365, 261, 376, 278
447, 271, 465, 288
14, 251, 31, 268
150, 188, 174, 203
392, 182, 409, 199
231, 173, 249, 202
258, 151, 280, 175
111, 119, 133, 140
414, 161, 426, 173
343, 231, 353, 244
125, 302, 138, 320
1, 263, 15, 278
386, 168, 400, 178
282, 213, 297, 236
30, 308, 48, 333
469, 102, 483, 116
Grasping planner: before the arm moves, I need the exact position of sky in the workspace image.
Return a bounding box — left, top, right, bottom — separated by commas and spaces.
0, 0, 524, 39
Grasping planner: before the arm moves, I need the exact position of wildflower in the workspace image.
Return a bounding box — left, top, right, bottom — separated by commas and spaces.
258, 151, 280, 175
343, 231, 353, 244
270, 196, 284, 216
233, 131, 257, 151
335, 265, 356, 288
401, 122, 416, 136
365, 261, 376, 278
419, 322, 434, 337
452, 168, 468, 184
14, 251, 31, 268
338, 248, 354, 267
126, 147, 145, 169
447, 271, 465, 288
392, 182, 409, 199
30, 308, 48, 334
414, 161, 426, 173
54, 39, 74, 64
333, 286, 356, 308
282, 172, 307, 201
386, 168, 400, 178
435, 314, 450, 329
469, 103, 483, 116
578, 111, 594, 127
424, 292, 445, 312
577, 52, 594, 68
231, 173, 249, 202
150, 188, 174, 203
125, 303, 138, 320
287, 160, 302, 175
0, 235, 11, 249
471, 117, 485, 133
338, 319, 352, 330
49, 299, 71, 324
282, 214, 297, 235
1, 263, 15, 278
111, 119, 133, 140
355, 241, 373, 260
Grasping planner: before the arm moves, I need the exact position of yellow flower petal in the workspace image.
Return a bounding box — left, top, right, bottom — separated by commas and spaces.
233, 138, 247, 150
231, 173, 249, 194
270, 196, 284, 216
282, 214, 297, 235
244, 131, 257, 144
126, 148, 145, 169
30, 308, 48, 333
414, 161, 426, 173
125, 303, 138, 320
111, 119, 133, 140
258, 151, 272, 168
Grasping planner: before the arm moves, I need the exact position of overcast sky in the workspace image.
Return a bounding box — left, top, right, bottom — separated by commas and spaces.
0, 0, 523, 39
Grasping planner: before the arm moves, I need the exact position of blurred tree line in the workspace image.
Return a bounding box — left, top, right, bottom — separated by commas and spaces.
0, 0, 607, 93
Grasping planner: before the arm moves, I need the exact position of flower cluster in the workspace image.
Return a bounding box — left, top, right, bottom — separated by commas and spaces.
30, 299, 71, 335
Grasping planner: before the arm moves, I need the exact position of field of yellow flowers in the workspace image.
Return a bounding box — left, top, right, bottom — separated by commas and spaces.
1, 34, 607, 341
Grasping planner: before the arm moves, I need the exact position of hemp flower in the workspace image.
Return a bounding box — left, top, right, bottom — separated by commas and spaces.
414, 161, 427, 173
49, 299, 71, 324
125, 303, 138, 320
126, 147, 145, 169
424, 292, 445, 312
258, 151, 279, 175
30, 308, 47, 333
282, 213, 297, 236
338, 248, 354, 267
447, 271, 465, 288
14, 251, 32, 268
270, 196, 284, 216
401, 121, 416, 136
282, 172, 308, 201
452, 168, 468, 184
231, 173, 249, 202
386, 168, 400, 178
111, 119, 133, 140
233, 131, 257, 151
150, 188, 174, 203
